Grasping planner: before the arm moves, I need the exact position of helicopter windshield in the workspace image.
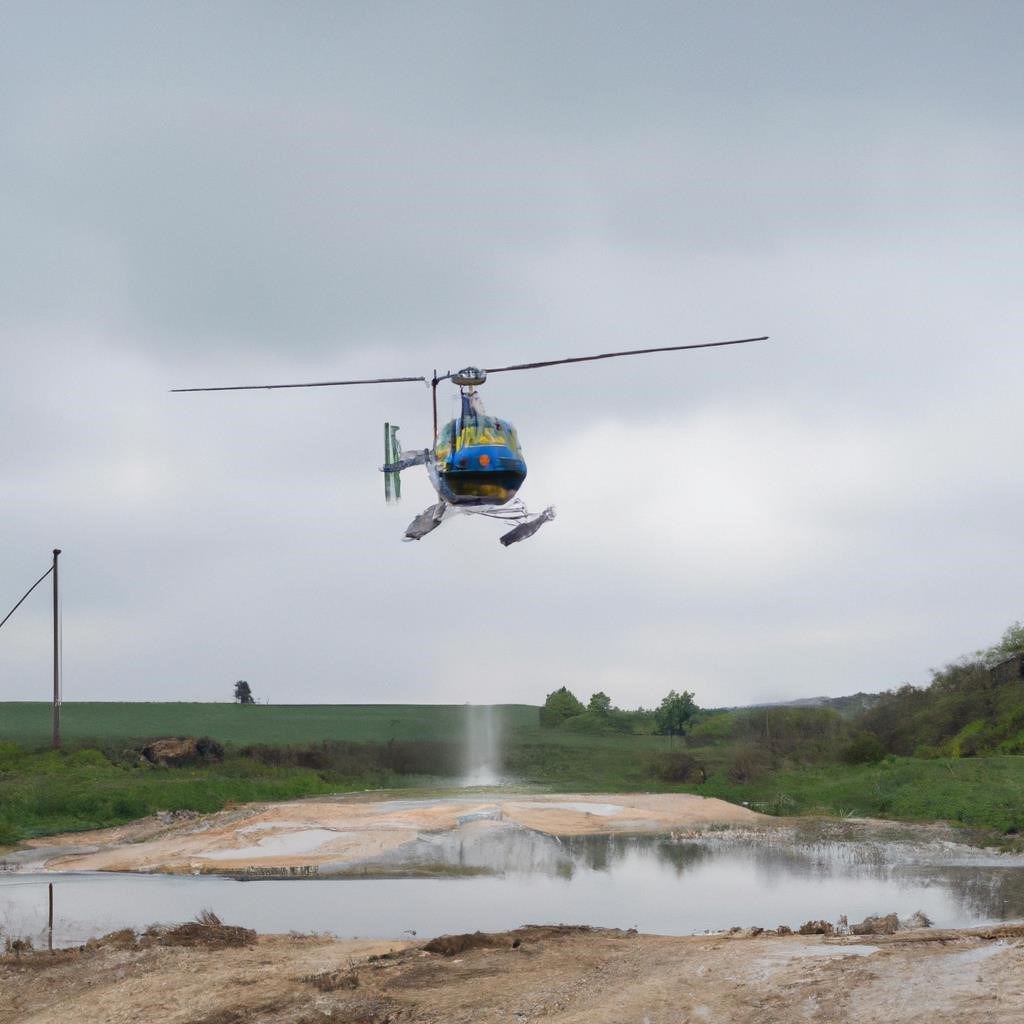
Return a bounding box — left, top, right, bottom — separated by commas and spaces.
436, 415, 521, 455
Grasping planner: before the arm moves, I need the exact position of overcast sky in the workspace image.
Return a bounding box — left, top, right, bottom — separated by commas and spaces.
2, 2, 1022, 710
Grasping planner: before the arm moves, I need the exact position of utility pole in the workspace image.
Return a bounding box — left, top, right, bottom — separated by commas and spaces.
52, 548, 61, 750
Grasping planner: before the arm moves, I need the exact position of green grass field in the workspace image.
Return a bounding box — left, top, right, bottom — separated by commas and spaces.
0, 701, 542, 747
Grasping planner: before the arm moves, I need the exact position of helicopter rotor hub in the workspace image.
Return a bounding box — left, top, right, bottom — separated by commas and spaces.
451, 366, 487, 387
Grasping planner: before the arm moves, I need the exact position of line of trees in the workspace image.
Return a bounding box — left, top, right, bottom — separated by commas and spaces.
538, 621, 1024, 779
540, 686, 698, 738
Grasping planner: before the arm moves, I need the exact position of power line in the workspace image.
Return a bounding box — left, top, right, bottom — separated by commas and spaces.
0, 564, 54, 633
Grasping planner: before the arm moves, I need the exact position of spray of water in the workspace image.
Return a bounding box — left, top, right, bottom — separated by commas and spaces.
463, 704, 503, 786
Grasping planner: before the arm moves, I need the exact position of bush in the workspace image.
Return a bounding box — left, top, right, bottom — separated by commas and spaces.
841, 733, 884, 765
726, 745, 772, 783
652, 752, 706, 784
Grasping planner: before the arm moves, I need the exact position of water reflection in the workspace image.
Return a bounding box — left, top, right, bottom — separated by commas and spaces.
3, 829, 1023, 949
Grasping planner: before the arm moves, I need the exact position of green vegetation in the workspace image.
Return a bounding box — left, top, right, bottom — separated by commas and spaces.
2, 621, 1024, 847
0, 703, 543, 845
698, 756, 1024, 834
0, 701, 539, 747
654, 690, 697, 738
0, 743, 342, 847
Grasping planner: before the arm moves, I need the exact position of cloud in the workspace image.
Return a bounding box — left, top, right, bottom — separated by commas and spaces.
2, 3, 1022, 710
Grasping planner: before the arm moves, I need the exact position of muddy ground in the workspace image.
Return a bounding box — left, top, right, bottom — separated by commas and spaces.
4, 920, 1024, 1023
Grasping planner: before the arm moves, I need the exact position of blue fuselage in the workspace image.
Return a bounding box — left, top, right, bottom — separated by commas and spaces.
432, 410, 527, 507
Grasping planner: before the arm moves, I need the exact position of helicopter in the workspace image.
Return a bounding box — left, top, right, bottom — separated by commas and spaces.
172, 335, 767, 545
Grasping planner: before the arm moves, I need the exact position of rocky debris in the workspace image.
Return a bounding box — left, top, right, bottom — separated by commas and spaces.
80, 912, 257, 951
141, 737, 224, 766
792, 911, 933, 937
799, 920, 836, 935
851, 913, 900, 935
154, 809, 201, 825
422, 924, 600, 956
900, 910, 934, 930
146, 920, 256, 949
422, 930, 500, 956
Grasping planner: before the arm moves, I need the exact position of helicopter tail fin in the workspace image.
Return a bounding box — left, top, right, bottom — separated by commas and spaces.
383, 423, 402, 503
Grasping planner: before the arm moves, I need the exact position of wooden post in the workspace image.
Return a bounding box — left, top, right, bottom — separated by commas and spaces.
48, 882, 54, 951
52, 549, 61, 750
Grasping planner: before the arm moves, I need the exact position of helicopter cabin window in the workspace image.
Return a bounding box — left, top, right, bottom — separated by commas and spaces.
472, 417, 507, 446
441, 416, 519, 452
438, 421, 457, 448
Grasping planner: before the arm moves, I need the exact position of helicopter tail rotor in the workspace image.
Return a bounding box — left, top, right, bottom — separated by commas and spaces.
381, 425, 430, 503
383, 423, 402, 503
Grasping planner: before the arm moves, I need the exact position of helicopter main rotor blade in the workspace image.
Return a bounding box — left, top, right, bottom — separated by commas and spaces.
171, 375, 427, 393
483, 335, 768, 376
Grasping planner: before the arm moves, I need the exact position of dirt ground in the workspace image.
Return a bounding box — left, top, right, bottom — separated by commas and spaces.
27, 792, 772, 875
4, 921, 1024, 1024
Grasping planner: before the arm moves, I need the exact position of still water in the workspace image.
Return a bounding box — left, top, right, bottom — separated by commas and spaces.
3, 832, 1024, 948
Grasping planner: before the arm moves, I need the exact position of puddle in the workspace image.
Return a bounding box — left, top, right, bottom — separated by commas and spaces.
4, 830, 1024, 949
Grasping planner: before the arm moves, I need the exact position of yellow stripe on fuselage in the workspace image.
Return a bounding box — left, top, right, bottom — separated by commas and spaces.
434, 423, 521, 461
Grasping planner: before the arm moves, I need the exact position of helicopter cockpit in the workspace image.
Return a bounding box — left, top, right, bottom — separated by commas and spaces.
433, 412, 527, 506
435, 414, 523, 461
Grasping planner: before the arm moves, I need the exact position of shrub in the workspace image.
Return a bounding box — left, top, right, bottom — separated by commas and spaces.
726, 745, 772, 783
841, 733, 884, 765
652, 752, 706, 784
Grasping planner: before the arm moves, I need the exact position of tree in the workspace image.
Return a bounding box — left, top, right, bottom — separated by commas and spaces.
540, 686, 585, 727
655, 690, 697, 738
979, 621, 1024, 665
588, 691, 612, 716
234, 680, 254, 705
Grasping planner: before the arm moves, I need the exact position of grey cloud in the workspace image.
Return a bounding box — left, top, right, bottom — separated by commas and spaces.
2, 2, 1023, 708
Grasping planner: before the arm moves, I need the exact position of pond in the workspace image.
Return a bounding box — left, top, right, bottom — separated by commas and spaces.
4, 829, 1024, 948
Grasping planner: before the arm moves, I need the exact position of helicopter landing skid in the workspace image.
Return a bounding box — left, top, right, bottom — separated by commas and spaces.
403, 499, 555, 544
498, 505, 556, 546
403, 500, 450, 541
462, 500, 556, 546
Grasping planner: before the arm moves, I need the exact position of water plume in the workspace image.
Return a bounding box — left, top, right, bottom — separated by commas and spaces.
462, 704, 503, 786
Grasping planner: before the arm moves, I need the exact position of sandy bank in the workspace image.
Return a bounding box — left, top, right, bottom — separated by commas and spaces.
28, 792, 771, 875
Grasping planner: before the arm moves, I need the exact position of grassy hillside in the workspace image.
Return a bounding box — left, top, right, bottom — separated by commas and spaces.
699, 755, 1024, 834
